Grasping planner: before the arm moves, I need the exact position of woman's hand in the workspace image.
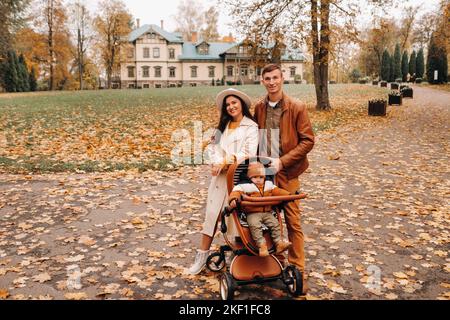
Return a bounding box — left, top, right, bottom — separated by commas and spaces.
211, 164, 223, 176
229, 199, 237, 208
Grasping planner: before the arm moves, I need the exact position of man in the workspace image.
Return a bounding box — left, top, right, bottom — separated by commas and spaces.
254, 64, 315, 294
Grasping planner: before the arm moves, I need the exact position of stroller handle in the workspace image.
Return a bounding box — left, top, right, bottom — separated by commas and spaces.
241, 194, 307, 203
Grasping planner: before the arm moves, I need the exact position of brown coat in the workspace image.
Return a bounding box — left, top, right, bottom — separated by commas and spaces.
229, 181, 291, 213
254, 93, 315, 179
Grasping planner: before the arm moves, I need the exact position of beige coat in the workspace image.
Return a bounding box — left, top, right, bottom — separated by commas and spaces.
202, 116, 259, 237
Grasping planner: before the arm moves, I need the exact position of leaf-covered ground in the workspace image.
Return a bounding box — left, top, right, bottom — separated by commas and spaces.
0, 85, 448, 300
0, 84, 387, 173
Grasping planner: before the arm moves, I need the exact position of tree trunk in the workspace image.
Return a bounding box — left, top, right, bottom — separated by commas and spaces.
47, 0, 55, 91
77, 28, 83, 90
311, 0, 331, 111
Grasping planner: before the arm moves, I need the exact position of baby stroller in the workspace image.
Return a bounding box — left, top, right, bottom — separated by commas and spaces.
205, 156, 307, 300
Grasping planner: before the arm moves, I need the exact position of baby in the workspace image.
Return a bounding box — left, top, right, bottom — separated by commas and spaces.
229, 162, 292, 257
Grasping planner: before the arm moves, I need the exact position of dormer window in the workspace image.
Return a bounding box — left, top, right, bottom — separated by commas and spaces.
147, 33, 156, 39
197, 43, 209, 55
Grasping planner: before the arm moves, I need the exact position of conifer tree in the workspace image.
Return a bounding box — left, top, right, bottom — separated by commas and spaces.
381, 49, 391, 81
18, 54, 30, 92
393, 43, 402, 81
409, 50, 416, 80
4, 51, 18, 92
416, 48, 425, 79
29, 66, 38, 91
401, 51, 409, 82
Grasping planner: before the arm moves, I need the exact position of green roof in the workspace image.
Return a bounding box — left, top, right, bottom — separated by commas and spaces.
127, 27, 305, 61
179, 42, 237, 60
129, 24, 183, 43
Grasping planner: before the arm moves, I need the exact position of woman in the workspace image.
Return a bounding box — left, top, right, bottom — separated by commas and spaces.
187, 88, 258, 275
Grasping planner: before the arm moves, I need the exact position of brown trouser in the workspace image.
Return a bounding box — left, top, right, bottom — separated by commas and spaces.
276, 171, 305, 272
247, 212, 281, 246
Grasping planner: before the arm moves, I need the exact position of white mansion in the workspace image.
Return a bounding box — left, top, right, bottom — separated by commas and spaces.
116, 23, 306, 89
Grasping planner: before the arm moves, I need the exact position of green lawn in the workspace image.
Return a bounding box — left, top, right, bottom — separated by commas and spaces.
0, 84, 389, 173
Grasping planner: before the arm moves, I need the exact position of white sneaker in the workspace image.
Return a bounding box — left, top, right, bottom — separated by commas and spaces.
186, 250, 211, 275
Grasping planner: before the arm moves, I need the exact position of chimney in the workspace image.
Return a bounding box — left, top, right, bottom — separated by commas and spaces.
136, 18, 140, 29
191, 31, 198, 43
160, 20, 164, 30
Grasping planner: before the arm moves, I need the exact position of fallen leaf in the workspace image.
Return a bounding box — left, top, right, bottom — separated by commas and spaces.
65, 292, 88, 300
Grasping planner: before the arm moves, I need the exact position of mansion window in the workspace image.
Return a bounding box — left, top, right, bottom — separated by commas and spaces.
127, 66, 135, 78
191, 66, 198, 78
227, 66, 233, 77
169, 48, 175, 59
197, 43, 209, 55
169, 67, 176, 78
208, 66, 215, 78
142, 66, 149, 78
290, 67, 297, 77
143, 47, 150, 58
153, 48, 160, 58
154, 66, 162, 78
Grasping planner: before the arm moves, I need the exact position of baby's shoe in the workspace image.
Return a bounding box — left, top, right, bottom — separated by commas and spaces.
275, 240, 292, 254
258, 243, 269, 257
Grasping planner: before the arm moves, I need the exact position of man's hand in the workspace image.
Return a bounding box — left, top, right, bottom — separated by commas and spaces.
269, 158, 284, 173
229, 199, 237, 208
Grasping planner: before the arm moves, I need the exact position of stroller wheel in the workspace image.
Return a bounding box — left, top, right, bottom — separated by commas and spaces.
283, 265, 303, 297
219, 272, 235, 300
206, 252, 226, 272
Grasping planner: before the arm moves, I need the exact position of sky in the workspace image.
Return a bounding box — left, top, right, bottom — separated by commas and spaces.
87, 0, 441, 38
88, 0, 233, 35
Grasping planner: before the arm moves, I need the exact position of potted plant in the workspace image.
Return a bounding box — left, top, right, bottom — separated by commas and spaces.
368, 98, 387, 116
401, 86, 414, 98
390, 82, 400, 90
388, 90, 402, 105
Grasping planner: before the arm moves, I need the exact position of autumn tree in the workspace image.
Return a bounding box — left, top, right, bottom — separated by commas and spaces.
94, 0, 132, 89
412, 12, 437, 50
174, 0, 204, 41
201, 6, 220, 41
32, 0, 74, 90
358, 19, 397, 78
224, 0, 393, 111
68, 0, 93, 90
398, 6, 420, 51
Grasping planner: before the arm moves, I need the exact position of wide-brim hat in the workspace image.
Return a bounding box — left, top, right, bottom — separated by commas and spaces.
215, 88, 252, 110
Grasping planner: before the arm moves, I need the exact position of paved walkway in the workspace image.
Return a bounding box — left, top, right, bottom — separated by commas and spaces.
0, 86, 448, 300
